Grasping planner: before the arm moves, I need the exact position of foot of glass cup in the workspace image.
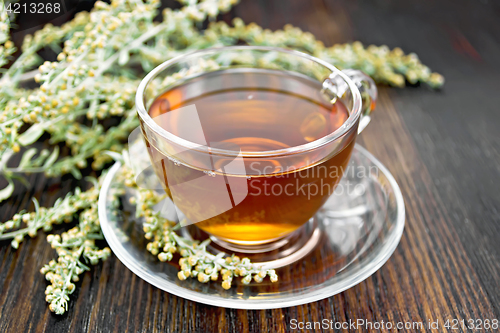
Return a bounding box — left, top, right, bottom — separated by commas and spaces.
181, 218, 321, 269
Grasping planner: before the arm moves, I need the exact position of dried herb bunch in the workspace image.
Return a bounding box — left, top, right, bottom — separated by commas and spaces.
0, 0, 443, 315
41, 186, 112, 315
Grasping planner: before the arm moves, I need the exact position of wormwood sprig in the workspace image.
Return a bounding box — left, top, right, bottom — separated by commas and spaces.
202, 19, 444, 88
0, 1, 16, 70
44, 107, 140, 178
0, 10, 89, 92
41, 200, 111, 315
117, 160, 278, 290
128, 17, 444, 88
0, 176, 111, 314
0, 186, 100, 248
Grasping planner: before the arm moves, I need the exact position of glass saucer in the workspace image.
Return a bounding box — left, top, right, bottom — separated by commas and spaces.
98, 144, 405, 309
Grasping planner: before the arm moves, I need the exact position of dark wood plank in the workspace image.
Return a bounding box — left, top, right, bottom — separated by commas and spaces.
1, 0, 499, 332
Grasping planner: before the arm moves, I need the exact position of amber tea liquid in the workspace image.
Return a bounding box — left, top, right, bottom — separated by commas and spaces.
144, 69, 356, 244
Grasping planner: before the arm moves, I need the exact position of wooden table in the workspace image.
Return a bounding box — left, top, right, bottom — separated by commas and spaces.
1, 0, 499, 332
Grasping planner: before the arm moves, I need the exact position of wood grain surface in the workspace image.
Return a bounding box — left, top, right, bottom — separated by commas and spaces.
1, 0, 499, 332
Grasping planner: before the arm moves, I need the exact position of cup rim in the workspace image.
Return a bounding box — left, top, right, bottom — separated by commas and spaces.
135, 45, 362, 158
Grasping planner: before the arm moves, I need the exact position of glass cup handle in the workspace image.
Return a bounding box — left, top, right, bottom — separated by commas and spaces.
341, 69, 377, 134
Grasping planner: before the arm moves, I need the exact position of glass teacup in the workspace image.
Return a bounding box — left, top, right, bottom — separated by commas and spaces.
135, 46, 376, 252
